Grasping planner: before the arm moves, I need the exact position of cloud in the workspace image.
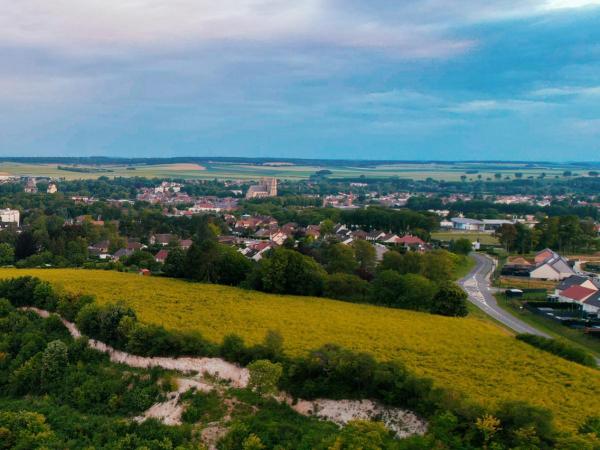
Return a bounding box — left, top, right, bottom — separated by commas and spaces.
0, 1, 473, 59
445, 99, 549, 113
530, 85, 600, 97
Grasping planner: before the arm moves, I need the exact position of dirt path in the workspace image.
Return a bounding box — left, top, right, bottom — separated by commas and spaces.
21, 307, 427, 439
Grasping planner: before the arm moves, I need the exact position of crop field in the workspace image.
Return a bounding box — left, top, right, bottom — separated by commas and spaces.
0, 161, 593, 182
1, 268, 599, 429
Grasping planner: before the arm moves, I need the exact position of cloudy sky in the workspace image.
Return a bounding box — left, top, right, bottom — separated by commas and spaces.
2, 0, 600, 160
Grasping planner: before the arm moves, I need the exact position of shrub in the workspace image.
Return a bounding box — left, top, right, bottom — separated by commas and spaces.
516, 334, 597, 368
323, 273, 370, 302
247, 360, 283, 396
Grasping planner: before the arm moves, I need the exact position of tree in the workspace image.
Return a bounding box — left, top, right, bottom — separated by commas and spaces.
242, 434, 266, 450
15, 231, 37, 260
324, 273, 370, 302
449, 238, 472, 255
320, 219, 335, 236
215, 246, 252, 285
248, 248, 326, 296
0, 243, 14, 265
371, 271, 437, 311
353, 240, 376, 279
496, 223, 517, 252
247, 359, 283, 396
324, 243, 358, 274
421, 250, 455, 282
41, 340, 68, 390
430, 283, 468, 317
163, 247, 186, 277
184, 239, 221, 282
327, 420, 392, 450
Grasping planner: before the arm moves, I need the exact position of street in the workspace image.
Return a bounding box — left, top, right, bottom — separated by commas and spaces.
459, 253, 550, 337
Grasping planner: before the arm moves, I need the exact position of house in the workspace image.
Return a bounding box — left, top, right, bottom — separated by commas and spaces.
558, 285, 600, 314
529, 249, 575, 281
556, 275, 598, 293
305, 225, 320, 239
126, 241, 145, 251
139, 268, 151, 276
451, 217, 484, 231
88, 240, 111, 259
367, 230, 387, 241
180, 239, 193, 250
270, 231, 288, 246
395, 235, 427, 251
155, 249, 169, 263
0, 209, 19, 227
150, 233, 176, 246
113, 248, 133, 261
47, 183, 58, 194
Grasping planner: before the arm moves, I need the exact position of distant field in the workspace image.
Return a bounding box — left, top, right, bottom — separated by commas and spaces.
0, 161, 591, 182
432, 231, 499, 245
1, 268, 599, 430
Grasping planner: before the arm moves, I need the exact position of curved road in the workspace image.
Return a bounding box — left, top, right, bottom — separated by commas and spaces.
459, 253, 550, 337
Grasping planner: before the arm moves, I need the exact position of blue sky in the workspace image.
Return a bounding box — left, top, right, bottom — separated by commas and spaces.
1, 0, 600, 161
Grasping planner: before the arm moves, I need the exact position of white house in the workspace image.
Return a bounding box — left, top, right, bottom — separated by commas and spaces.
529, 249, 575, 281
0, 208, 19, 227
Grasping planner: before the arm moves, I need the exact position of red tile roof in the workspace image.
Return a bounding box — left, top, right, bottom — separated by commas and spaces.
397, 235, 425, 245
560, 285, 597, 302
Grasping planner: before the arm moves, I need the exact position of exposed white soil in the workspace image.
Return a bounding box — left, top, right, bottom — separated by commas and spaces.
289, 398, 427, 439
21, 307, 428, 440
134, 377, 214, 425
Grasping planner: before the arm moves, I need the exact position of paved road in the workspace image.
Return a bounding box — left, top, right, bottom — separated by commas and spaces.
459, 253, 550, 337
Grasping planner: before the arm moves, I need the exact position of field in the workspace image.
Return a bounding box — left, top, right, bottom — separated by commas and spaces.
0, 161, 594, 182
497, 276, 558, 292
431, 231, 500, 245
1, 268, 599, 430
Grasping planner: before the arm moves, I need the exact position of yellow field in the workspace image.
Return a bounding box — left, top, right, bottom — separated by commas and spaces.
2, 268, 599, 430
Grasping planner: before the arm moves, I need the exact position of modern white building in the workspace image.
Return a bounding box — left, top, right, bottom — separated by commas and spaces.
0, 208, 20, 227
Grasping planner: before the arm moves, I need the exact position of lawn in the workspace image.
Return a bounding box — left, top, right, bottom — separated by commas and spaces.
1, 268, 599, 430
431, 231, 499, 245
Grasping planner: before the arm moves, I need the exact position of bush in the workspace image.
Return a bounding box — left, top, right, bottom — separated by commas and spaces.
323, 273, 370, 302
516, 334, 597, 368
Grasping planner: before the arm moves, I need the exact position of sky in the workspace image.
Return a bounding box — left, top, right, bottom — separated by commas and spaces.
1, 0, 600, 161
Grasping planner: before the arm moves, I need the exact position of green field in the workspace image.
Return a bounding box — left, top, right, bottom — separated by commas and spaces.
432, 231, 500, 245
0, 161, 592, 182
1, 268, 599, 430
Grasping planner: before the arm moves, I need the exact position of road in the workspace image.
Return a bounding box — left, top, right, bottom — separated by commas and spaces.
459, 253, 550, 337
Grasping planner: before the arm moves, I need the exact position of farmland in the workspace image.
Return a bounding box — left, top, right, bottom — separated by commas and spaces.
0, 160, 594, 182
1, 268, 599, 430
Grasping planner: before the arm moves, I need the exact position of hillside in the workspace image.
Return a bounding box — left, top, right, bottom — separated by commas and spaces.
1, 268, 599, 430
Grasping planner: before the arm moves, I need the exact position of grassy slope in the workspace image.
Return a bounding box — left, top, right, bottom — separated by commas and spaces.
1, 268, 599, 430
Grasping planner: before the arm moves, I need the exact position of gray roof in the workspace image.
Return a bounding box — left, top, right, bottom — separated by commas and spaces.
557, 275, 590, 291
584, 291, 600, 309
451, 217, 483, 225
